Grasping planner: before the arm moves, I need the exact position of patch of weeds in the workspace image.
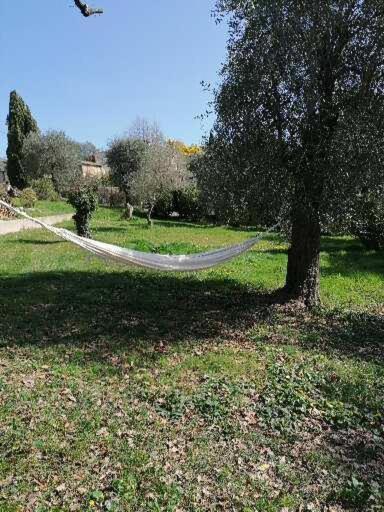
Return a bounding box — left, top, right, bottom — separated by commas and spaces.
337, 476, 383, 510
318, 363, 384, 432
192, 378, 245, 422
88, 489, 106, 507
249, 324, 273, 343
155, 389, 190, 421
256, 359, 319, 435
156, 242, 201, 255
130, 239, 157, 253
145, 481, 182, 512
321, 399, 363, 430
252, 495, 298, 511
129, 239, 201, 256
0, 504, 20, 512
36, 508, 66, 512
153, 378, 250, 432
112, 473, 138, 503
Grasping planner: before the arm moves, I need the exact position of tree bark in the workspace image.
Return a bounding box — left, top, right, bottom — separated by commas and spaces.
121, 193, 134, 220
147, 204, 154, 227
122, 203, 134, 220
285, 208, 321, 308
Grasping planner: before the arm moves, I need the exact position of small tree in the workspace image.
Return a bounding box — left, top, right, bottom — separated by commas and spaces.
106, 138, 147, 219
22, 131, 83, 195
131, 142, 187, 227
68, 186, 98, 238
6, 91, 39, 189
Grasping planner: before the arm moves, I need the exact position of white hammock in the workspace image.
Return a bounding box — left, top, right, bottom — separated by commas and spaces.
0, 199, 268, 272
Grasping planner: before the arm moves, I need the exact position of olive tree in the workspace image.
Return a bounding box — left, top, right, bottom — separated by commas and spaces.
21, 130, 83, 195
106, 137, 147, 219
201, 0, 384, 307
132, 142, 189, 226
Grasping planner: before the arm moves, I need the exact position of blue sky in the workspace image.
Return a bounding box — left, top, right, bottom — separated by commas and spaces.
0, 0, 228, 156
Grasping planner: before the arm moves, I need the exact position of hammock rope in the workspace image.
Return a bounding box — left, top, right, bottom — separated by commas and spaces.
0, 199, 277, 272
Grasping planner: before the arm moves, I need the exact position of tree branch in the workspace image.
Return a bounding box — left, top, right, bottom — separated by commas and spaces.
74, 0, 104, 17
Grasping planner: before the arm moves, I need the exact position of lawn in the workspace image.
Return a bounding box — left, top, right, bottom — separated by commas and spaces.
0, 207, 383, 511
10, 199, 75, 218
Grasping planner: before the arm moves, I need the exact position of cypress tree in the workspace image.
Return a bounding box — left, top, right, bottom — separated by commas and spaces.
6, 91, 38, 189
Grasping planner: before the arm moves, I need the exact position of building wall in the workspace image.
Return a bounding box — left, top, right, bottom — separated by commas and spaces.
81, 162, 109, 179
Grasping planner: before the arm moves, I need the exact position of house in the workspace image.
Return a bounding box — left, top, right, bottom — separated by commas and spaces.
81, 152, 109, 180
0, 160, 9, 185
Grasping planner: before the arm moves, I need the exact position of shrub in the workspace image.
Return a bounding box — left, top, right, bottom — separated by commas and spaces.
153, 190, 174, 219
30, 176, 60, 201
19, 188, 38, 208
351, 192, 384, 250
173, 187, 202, 221
68, 187, 98, 238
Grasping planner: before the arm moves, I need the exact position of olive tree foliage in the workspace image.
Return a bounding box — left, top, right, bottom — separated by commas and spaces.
128, 118, 164, 145
106, 120, 191, 222
21, 131, 83, 195
198, 0, 384, 306
78, 141, 98, 161
106, 137, 148, 219
131, 141, 190, 226
350, 186, 384, 250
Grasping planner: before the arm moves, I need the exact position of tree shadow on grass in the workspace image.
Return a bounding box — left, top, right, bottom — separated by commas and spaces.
0, 271, 281, 362
321, 236, 363, 253
319, 236, 384, 277
5, 239, 64, 245
93, 226, 132, 234
265, 237, 384, 277
1, 269, 383, 368
322, 250, 384, 278
261, 306, 384, 364
153, 220, 218, 230
300, 309, 384, 362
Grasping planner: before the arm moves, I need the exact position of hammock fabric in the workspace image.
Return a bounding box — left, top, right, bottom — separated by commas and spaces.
0, 199, 266, 272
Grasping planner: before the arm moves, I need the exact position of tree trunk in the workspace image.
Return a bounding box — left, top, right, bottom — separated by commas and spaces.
147, 204, 154, 227
122, 193, 134, 220
285, 211, 321, 308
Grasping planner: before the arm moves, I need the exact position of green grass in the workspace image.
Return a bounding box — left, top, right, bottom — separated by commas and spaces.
11, 199, 75, 218
0, 207, 383, 511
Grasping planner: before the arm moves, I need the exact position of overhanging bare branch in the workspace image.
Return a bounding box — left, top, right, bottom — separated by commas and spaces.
74, 0, 104, 17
